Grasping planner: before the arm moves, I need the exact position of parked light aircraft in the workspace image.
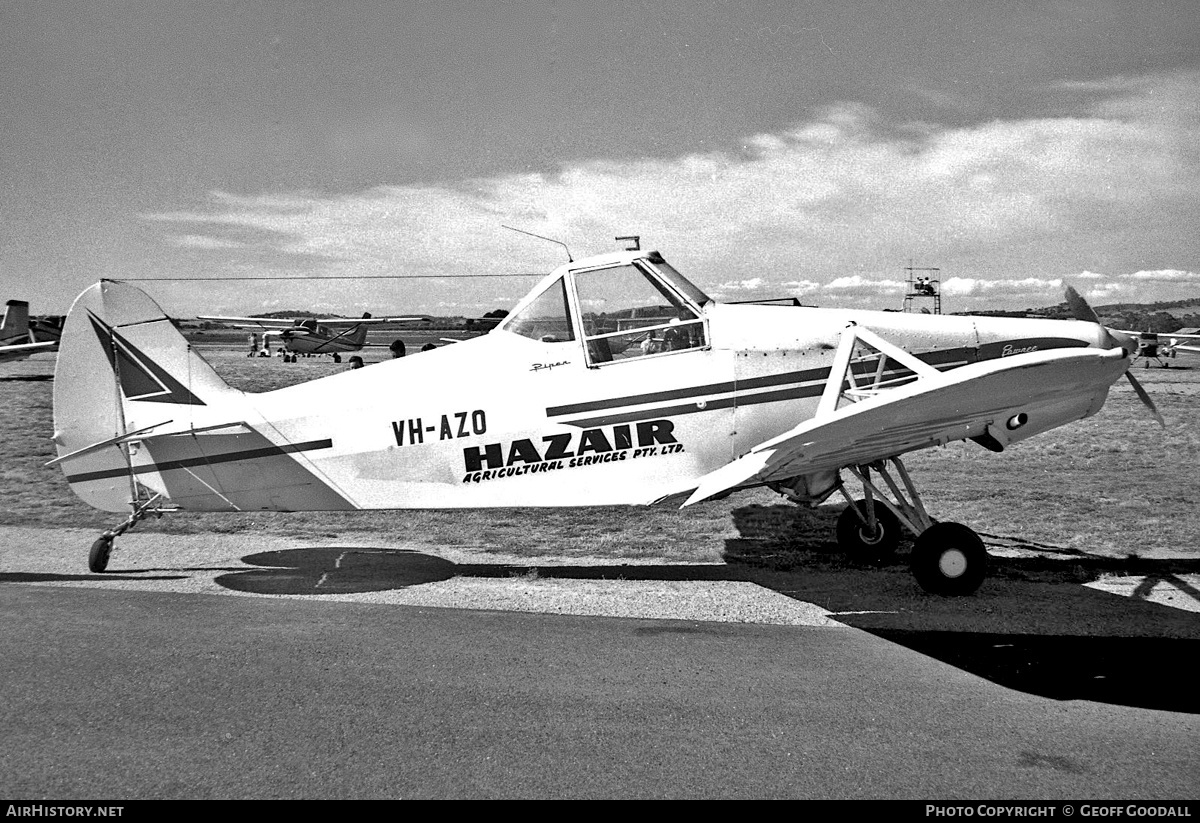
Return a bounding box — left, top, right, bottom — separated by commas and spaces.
1167, 328, 1200, 360
50, 247, 1158, 594
197, 312, 428, 359
1114, 328, 1200, 367
1, 300, 57, 362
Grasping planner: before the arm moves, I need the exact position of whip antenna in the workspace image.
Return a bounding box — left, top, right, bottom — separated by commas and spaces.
501, 225, 573, 262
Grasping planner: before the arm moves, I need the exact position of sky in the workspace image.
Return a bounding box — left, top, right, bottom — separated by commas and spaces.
2, 0, 1199, 317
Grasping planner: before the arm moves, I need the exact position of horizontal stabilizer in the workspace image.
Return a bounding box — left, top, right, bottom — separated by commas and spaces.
45, 420, 174, 467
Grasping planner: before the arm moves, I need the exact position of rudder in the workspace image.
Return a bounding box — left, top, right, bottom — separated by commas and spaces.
52, 280, 240, 511
1, 300, 31, 344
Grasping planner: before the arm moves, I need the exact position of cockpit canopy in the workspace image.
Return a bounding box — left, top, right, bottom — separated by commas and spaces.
499, 251, 711, 366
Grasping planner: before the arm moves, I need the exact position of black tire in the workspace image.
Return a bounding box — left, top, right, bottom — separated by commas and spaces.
911, 522, 987, 595
88, 537, 112, 574
836, 500, 901, 561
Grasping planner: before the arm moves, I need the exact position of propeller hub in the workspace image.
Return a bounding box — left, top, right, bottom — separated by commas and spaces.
1109, 329, 1138, 358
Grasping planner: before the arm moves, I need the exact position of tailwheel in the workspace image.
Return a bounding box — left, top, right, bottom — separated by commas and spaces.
836, 500, 900, 563
911, 522, 988, 596
88, 535, 113, 574
86, 493, 167, 574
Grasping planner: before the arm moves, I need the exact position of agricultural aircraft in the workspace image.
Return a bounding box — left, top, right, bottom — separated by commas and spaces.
50, 245, 1158, 595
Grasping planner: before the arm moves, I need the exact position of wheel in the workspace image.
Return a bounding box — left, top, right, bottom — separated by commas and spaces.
88, 536, 113, 574
836, 500, 900, 561
911, 522, 987, 595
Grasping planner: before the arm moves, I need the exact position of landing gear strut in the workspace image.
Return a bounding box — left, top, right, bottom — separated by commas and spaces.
835, 497, 900, 563
88, 493, 166, 573
835, 457, 988, 595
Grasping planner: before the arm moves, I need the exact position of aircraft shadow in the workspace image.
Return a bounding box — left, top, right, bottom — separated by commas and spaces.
727, 503, 1200, 715
209, 504, 1200, 715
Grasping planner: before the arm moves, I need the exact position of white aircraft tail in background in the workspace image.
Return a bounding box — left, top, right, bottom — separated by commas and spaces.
1, 300, 56, 362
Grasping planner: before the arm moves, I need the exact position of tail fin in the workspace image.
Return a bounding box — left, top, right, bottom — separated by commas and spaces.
52, 281, 239, 511
1, 300, 31, 344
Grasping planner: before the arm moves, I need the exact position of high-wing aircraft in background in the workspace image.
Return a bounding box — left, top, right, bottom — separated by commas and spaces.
1113, 328, 1200, 367
50, 246, 1160, 595
1, 300, 58, 362
1166, 328, 1200, 360
197, 312, 429, 360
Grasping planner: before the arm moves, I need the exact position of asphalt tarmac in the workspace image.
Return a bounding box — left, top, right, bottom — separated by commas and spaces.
1, 526, 1197, 799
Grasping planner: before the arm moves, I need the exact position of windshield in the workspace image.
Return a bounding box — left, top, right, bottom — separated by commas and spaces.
503, 277, 575, 343
574, 263, 705, 364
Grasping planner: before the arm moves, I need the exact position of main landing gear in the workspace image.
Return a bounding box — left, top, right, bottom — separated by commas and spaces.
834, 457, 988, 595
87, 493, 166, 573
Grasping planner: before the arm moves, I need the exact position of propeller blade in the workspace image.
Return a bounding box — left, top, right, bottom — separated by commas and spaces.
1066, 286, 1161, 424
1064, 285, 1128, 353
1125, 371, 1165, 428
1064, 285, 1100, 324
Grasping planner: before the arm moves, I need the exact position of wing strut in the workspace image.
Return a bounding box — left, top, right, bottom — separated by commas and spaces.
684, 322, 950, 508
818, 322, 943, 416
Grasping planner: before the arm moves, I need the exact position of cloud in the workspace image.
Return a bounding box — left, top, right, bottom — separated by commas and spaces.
714, 277, 766, 292
781, 280, 821, 294
1124, 269, 1200, 282
940, 277, 1064, 296
825, 275, 906, 294
170, 235, 245, 250
143, 70, 1200, 313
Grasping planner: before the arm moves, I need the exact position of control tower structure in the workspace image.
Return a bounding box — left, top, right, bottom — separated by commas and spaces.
903, 265, 942, 314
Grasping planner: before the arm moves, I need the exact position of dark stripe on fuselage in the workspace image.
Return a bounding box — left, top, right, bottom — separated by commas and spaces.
545, 368, 811, 417
564, 386, 809, 429
548, 338, 1087, 427
64, 438, 333, 484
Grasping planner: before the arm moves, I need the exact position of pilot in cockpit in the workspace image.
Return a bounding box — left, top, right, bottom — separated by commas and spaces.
662, 313, 701, 351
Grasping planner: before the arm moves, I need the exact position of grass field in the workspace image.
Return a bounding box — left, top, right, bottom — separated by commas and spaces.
3, 345, 1198, 566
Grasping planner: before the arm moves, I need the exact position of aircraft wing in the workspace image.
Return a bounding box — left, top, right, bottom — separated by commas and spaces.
0, 341, 56, 362
197, 315, 427, 329
197, 316, 303, 330
678, 346, 1126, 507
1115, 329, 1200, 341
311, 316, 428, 327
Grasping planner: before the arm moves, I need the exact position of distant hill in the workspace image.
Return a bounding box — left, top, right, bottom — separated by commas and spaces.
255, 310, 325, 319
964, 295, 1200, 333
